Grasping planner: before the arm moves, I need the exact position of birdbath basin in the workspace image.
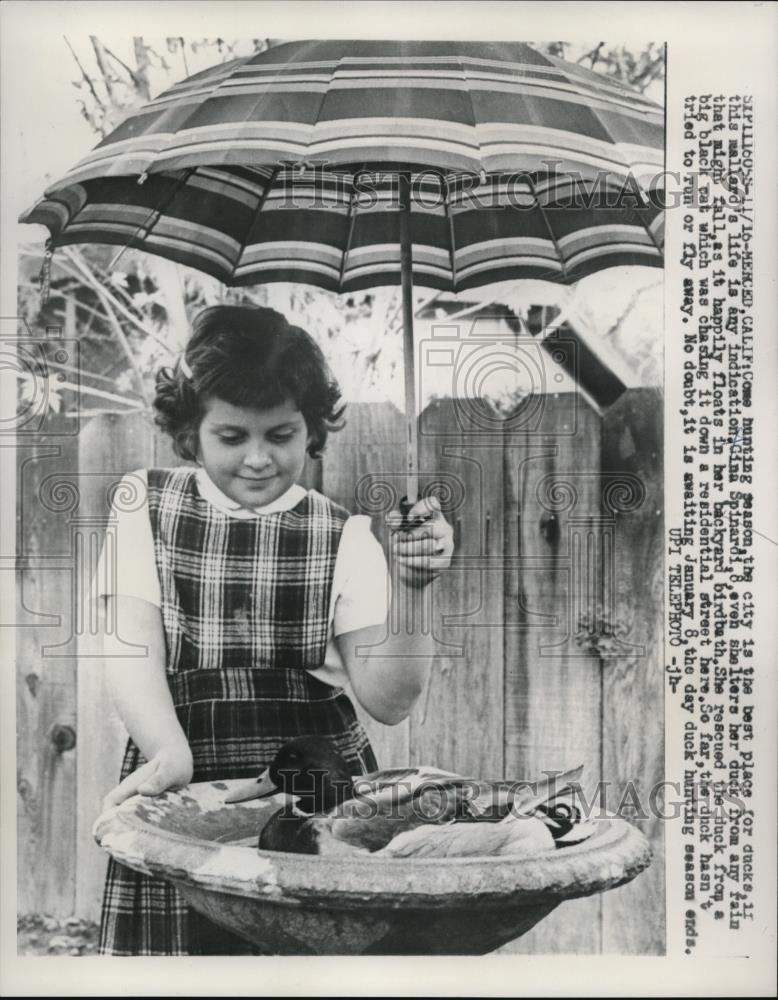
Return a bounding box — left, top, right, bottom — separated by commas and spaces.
94, 779, 651, 955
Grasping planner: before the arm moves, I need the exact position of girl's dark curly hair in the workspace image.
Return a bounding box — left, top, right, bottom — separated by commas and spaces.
153, 305, 345, 462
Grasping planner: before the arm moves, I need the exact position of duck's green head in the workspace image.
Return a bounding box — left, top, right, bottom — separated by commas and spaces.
225, 736, 354, 813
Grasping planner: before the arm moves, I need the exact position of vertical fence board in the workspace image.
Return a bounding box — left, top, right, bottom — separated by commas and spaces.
17, 414, 79, 916
501, 392, 604, 954
409, 398, 504, 778
321, 402, 410, 768
75, 412, 155, 919
600, 388, 665, 953
300, 451, 323, 494
152, 426, 181, 469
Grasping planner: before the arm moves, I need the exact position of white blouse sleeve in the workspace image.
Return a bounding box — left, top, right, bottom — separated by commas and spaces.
331, 515, 391, 637
92, 469, 162, 607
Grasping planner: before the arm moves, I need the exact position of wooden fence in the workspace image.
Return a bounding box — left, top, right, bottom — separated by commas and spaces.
16, 388, 664, 954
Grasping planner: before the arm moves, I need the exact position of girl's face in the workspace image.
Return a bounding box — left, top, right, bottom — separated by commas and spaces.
197, 396, 311, 509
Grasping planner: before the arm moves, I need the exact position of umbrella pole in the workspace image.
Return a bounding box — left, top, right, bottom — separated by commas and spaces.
398, 172, 418, 507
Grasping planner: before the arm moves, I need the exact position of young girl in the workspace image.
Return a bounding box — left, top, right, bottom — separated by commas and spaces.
95, 304, 454, 955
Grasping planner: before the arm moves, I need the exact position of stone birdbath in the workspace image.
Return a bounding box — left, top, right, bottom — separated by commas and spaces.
93, 779, 652, 955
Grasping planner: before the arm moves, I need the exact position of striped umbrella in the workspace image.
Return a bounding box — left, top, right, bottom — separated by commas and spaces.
21, 40, 664, 502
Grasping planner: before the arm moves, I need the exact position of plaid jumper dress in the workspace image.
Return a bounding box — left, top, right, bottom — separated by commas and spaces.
99, 467, 378, 955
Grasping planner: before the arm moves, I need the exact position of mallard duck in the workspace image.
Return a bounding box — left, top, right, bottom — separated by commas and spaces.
224, 736, 596, 858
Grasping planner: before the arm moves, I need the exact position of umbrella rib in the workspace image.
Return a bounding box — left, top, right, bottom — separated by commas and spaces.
547, 49, 656, 180
338, 164, 365, 289
135, 54, 253, 174
442, 171, 458, 291
525, 174, 569, 283
633, 203, 664, 254
231, 165, 279, 281
456, 51, 482, 170
107, 167, 196, 272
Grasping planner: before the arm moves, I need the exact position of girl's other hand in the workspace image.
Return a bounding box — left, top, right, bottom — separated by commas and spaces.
387, 495, 454, 587
101, 740, 194, 812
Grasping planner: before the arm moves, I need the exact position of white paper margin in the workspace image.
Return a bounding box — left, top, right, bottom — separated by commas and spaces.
1, 2, 775, 996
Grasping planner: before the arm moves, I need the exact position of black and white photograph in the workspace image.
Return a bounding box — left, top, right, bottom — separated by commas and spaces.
0, 2, 775, 996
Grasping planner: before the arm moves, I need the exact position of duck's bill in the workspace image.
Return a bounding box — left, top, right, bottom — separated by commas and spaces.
224, 769, 277, 803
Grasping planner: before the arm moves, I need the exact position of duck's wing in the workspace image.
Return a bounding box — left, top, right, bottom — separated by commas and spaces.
465, 765, 585, 819
323, 783, 468, 852
325, 813, 424, 853
514, 765, 585, 813
361, 766, 462, 783
343, 767, 475, 815
376, 814, 556, 859
358, 766, 468, 793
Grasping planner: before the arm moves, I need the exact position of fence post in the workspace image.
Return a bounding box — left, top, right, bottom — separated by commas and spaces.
75, 411, 155, 919
320, 401, 410, 768
501, 391, 604, 954
600, 387, 665, 953
409, 397, 505, 777
16, 413, 79, 917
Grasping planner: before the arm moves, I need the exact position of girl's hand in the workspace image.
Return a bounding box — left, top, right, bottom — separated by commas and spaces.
387, 495, 454, 588
101, 740, 194, 812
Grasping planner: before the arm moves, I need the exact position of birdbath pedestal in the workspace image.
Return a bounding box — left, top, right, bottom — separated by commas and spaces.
94, 779, 651, 955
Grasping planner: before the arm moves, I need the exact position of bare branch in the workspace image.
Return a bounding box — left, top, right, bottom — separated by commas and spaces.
133, 37, 152, 100
144, 44, 171, 73
175, 37, 190, 76
578, 42, 605, 69
384, 289, 404, 335
100, 40, 145, 93
47, 352, 143, 391
94, 287, 154, 407
64, 36, 105, 112
630, 54, 666, 91
53, 377, 145, 409
58, 248, 173, 356
63, 407, 151, 417
90, 36, 117, 102
601, 280, 662, 341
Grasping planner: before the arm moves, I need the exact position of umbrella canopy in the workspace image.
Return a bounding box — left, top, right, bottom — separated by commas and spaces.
30, 40, 664, 179
21, 40, 664, 502
22, 166, 663, 292
22, 40, 664, 290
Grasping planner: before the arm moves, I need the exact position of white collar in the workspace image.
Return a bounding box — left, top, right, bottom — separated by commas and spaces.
195, 467, 307, 518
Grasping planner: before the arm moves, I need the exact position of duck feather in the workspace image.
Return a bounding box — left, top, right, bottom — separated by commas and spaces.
377, 814, 556, 859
